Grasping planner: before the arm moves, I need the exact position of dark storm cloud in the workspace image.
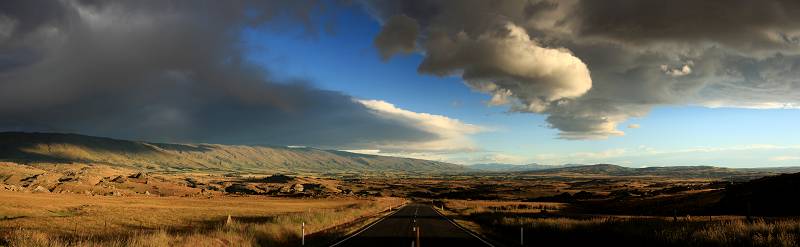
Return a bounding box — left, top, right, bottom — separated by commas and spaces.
0, 0, 437, 148
373, 15, 418, 60
362, 0, 800, 139
575, 0, 800, 53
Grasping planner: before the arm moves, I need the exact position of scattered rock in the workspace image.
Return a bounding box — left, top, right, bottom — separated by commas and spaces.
144, 190, 151, 195
185, 177, 198, 188
111, 175, 127, 183
291, 183, 304, 193
32, 186, 50, 193
2, 185, 13, 191
206, 185, 222, 191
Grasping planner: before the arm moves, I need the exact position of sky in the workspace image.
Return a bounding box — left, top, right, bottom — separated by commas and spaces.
1, 1, 799, 167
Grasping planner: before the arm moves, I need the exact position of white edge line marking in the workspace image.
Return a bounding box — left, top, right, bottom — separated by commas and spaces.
432, 206, 496, 247
329, 203, 407, 247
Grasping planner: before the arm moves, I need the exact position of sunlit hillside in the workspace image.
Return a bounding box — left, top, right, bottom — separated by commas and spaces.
0, 132, 465, 174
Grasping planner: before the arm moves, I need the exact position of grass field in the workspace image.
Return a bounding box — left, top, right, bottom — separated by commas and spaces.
441, 199, 800, 247
0, 191, 405, 247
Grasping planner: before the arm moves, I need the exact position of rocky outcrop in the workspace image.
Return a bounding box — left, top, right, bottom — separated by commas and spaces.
225, 183, 264, 194
263, 174, 294, 183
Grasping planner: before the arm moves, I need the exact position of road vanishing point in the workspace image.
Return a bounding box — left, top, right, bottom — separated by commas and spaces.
330, 203, 494, 247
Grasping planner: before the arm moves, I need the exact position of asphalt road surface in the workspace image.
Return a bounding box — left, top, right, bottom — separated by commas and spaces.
330, 203, 494, 247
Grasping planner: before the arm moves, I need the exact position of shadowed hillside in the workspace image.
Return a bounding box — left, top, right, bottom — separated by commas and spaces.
718, 172, 800, 216
0, 132, 466, 174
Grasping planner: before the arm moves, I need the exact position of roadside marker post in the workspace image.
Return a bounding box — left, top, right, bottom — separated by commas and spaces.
520, 227, 524, 246
673, 209, 678, 222
416, 226, 421, 247
302, 222, 305, 246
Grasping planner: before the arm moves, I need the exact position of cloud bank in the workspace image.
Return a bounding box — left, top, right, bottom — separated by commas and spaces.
0, 0, 480, 152
535, 144, 800, 167
363, 0, 800, 139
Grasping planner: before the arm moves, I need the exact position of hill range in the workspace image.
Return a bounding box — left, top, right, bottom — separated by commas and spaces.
467, 163, 583, 172
0, 132, 465, 174
1, 132, 798, 178
522, 163, 800, 179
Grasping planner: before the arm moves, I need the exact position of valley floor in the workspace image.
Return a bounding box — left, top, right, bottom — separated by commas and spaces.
3, 158, 800, 246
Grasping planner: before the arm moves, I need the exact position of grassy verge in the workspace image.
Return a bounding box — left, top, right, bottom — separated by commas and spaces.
441, 199, 800, 247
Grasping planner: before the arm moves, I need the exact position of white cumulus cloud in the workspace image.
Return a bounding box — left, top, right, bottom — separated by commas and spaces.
411, 21, 593, 113
356, 99, 486, 153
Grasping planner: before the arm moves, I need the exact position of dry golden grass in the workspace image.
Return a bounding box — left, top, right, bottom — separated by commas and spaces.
0, 191, 405, 246
442, 199, 564, 215
441, 199, 800, 247
502, 216, 800, 247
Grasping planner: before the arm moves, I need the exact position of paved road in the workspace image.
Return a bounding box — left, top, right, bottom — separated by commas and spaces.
330, 203, 494, 247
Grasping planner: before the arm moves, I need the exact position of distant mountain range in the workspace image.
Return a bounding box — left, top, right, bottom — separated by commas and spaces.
0, 132, 466, 174
2, 132, 798, 178
469, 163, 800, 179
520, 164, 800, 179
467, 163, 583, 172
